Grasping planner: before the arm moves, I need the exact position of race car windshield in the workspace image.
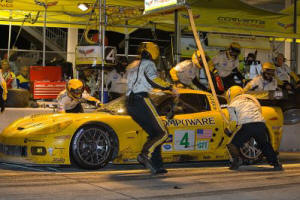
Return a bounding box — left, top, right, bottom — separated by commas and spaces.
97, 93, 172, 115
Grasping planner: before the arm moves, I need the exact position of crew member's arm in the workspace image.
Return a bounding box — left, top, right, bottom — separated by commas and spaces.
290, 71, 300, 87
208, 60, 218, 74
57, 94, 67, 113
144, 62, 172, 90
243, 78, 257, 92
82, 91, 102, 107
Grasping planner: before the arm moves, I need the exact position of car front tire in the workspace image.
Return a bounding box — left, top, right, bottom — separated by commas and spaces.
71, 125, 115, 170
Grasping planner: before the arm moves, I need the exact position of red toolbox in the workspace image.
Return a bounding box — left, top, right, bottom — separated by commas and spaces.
30, 66, 62, 81
33, 81, 66, 99
30, 66, 66, 99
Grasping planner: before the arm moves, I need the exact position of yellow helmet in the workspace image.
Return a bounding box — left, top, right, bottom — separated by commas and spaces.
262, 62, 276, 71
67, 79, 84, 99
225, 85, 244, 103
229, 42, 241, 55
138, 42, 160, 60
191, 50, 210, 68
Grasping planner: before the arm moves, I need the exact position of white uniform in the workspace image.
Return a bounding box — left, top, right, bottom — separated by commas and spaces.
127, 59, 162, 96
57, 90, 94, 112
276, 64, 291, 83
228, 94, 264, 125
212, 51, 239, 78
85, 74, 99, 96
173, 60, 199, 86
244, 75, 277, 92
107, 69, 127, 94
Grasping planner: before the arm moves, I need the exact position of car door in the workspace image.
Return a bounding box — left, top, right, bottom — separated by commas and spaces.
158, 93, 225, 162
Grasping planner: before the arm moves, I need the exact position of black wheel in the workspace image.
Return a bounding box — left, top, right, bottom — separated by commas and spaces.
6, 89, 30, 107
239, 137, 263, 164
71, 125, 115, 170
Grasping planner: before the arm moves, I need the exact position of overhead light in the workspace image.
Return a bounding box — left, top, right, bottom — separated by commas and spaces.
78, 3, 89, 11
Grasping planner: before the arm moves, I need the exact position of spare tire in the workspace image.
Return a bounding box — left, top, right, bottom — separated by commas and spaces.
6, 89, 30, 107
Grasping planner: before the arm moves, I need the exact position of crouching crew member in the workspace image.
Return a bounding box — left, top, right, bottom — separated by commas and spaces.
244, 62, 278, 92
57, 79, 101, 113
225, 86, 283, 171
0, 68, 7, 113
169, 50, 208, 91
126, 42, 178, 175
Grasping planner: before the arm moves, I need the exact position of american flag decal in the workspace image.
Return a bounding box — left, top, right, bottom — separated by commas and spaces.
197, 129, 213, 139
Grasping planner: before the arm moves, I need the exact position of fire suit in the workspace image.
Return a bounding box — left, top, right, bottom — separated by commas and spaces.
244, 75, 278, 92
276, 63, 300, 90
107, 69, 127, 100
2, 71, 17, 89
227, 94, 281, 168
169, 60, 207, 91
210, 51, 244, 90
57, 90, 101, 113
126, 59, 171, 173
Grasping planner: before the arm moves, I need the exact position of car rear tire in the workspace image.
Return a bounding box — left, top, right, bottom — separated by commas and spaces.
239, 137, 263, 164
70, 125, 115, 170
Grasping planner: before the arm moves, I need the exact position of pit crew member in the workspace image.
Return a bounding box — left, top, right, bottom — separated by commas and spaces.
209, 42, 245, 90
244, 62, 278, 92
169, 51, 208, 91
275, 53, 300, 92
107, 57, 128, 100
126, 42, 178, 175
1, 60, 17, 89
225, 85, 283, 171
0, 67, 7, 113
57, 79, 101, 113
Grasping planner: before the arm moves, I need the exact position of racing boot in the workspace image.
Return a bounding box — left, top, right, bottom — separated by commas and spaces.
271, 162, 283, 171
154, 167, 168, 174
227, 143, 242, 170
137, 153, 157, 174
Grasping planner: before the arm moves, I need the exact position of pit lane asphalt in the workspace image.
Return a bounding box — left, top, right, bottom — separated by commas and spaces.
0, 152, 300, 200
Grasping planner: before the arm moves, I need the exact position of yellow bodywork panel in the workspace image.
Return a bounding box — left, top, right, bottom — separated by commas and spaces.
0, 89, 283, 167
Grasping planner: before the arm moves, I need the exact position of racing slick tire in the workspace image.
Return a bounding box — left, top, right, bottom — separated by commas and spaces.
6, 89, 30, 107
239, 137, 263, 165
70, 125, 116, 170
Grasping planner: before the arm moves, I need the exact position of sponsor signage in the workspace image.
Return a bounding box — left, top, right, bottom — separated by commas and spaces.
208, 33, 271, 50
144, 0, 186, 15
196, 140, 209, 151
0, 0, 13, 8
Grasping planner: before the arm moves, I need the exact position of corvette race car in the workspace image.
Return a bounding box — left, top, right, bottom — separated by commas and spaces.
0, 89, 283, 169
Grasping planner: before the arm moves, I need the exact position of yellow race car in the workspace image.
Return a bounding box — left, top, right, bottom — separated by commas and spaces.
0, 89, 283, 169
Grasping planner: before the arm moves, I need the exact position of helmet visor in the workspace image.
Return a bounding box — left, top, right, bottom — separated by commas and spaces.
70, 87, 83, 98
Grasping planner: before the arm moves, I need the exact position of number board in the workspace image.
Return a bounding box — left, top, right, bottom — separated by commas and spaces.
105, 46, 116, 64
174, 130, 195, 151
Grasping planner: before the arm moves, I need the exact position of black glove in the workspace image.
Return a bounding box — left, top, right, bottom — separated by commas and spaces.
224, 128, 233, 137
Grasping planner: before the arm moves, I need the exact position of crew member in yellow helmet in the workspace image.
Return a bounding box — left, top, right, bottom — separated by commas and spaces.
57, 79, 102, 113
169, 50, 208, 91
209, 42, 246, 90
244, 62, 278, 92
225, 85, 282, 171
0, 67, 8, 113
126, 42, 178, 175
